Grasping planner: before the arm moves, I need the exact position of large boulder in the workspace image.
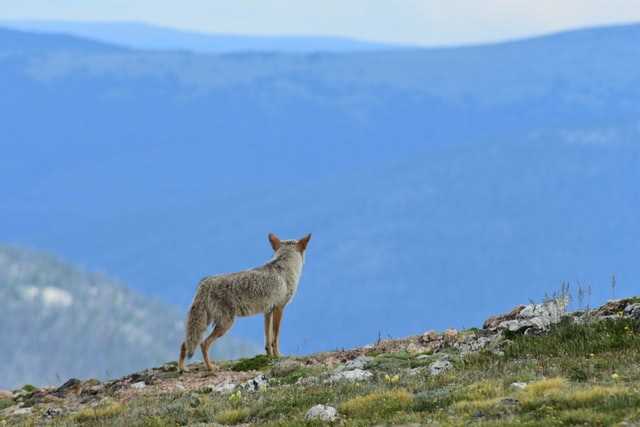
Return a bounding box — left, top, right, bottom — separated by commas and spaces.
305, 404, 338, 422
483, 298, 568, 334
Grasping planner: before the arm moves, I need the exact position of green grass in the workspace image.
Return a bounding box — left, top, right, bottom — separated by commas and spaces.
6, 317, 640, 426
505, 317, 640, 358
230, 354, 276, 372
0, 398, 13, 411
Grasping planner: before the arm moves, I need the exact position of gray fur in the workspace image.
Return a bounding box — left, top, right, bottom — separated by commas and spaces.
183, 237, 308, 360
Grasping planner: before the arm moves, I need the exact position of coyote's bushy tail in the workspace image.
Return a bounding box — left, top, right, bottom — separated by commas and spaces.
185, 299, 208, 358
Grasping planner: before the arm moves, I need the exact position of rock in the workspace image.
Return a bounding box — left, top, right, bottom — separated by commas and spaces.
484, 298, 568, 334
11, 407, 32, 416
454, 334, 495, 355
624, 303, 640, 320
510, 382, 528, 390
327, 368, 373, 383
405, 342, 423, 353
305, 404, 338, 422
483, 305, 525, 330
161, 362, 178, 372
240, 374, 268, 392
428, 360, 452, 376
501, 397, 519, 406
43, 407, 64, 418
443, 329, 459, 343
213, 382, 237, 394
131, 381, 146, 390
595, 299, 632, 317
342, 356, 372, 371
421, 330, 439, 343
416, 354, 430, 360
53, 378, 82, 397
175, 383, 186, 391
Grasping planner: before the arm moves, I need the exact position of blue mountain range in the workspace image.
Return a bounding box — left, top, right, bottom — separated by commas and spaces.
1, 23, 639, 354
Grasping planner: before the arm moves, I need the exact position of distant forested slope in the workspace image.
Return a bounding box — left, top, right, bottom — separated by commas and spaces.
0, 246, 257, 389
1, 24, 639, 354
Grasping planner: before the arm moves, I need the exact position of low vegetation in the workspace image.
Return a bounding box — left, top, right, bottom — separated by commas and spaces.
3, 300, 640, 426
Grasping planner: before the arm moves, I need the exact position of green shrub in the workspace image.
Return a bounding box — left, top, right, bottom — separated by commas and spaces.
231, 354, 275, 371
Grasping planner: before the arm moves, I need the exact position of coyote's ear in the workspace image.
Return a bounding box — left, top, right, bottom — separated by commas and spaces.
297, 234, 312, 252
268, 233, 281, 251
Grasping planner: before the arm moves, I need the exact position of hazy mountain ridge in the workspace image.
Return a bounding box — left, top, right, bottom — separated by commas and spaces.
1, 24, 639, 354
0, 245, 257, 390
0, 21, 402, 53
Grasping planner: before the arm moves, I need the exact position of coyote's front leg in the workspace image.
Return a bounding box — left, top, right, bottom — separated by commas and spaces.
264, 311, 274, 356
272, 306, 284, 357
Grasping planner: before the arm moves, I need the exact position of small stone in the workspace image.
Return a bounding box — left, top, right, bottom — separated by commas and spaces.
510, 382, 528, 390
501, 397, 519, 406
162, 363, 178, 372
43, 407, 63, 418
240, 374, 267, 392
131, 381, 146, 390
428, 360, 452, 376
327, 368, 373, 383
175, 384, 186, 391
305, 404, 338, 422
416, 354, 430, 360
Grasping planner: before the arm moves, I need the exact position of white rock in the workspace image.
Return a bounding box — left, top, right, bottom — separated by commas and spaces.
12, 407, 32, 416
131, 381, 146, 389
213, 382, 237, 394
510, 382, 528, 390
240, 374, 268, 392
327, 368, 373, 383
428, 360, 452, 376
341, 356, 373, 371
624, 303, 640, 319
305, 404, 338, 422
175, 383, 186, 391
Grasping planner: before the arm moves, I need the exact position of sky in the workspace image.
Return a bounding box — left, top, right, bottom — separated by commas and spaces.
1, 0, 640, 45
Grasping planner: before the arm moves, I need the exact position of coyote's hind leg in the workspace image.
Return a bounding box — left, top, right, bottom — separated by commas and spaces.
178, 342, 188, 372
201, 317, 234, 371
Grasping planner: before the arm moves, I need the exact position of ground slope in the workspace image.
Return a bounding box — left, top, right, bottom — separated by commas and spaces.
2, 297, 639, 426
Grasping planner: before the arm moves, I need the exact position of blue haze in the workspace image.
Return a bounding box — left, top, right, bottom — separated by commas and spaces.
1, 24, 639, 353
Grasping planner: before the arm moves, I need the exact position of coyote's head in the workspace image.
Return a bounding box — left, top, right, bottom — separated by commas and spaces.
268, 233, 311, 257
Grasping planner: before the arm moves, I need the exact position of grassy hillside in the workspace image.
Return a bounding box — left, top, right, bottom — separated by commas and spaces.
1, 23, 639, 352
0, 245, 257, 390
2, 297, 639, 425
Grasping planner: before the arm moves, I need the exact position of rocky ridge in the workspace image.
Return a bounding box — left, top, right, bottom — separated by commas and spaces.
1, 296, 639, 425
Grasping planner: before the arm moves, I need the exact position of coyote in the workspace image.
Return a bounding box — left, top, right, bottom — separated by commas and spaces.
178, 233, 311, 371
